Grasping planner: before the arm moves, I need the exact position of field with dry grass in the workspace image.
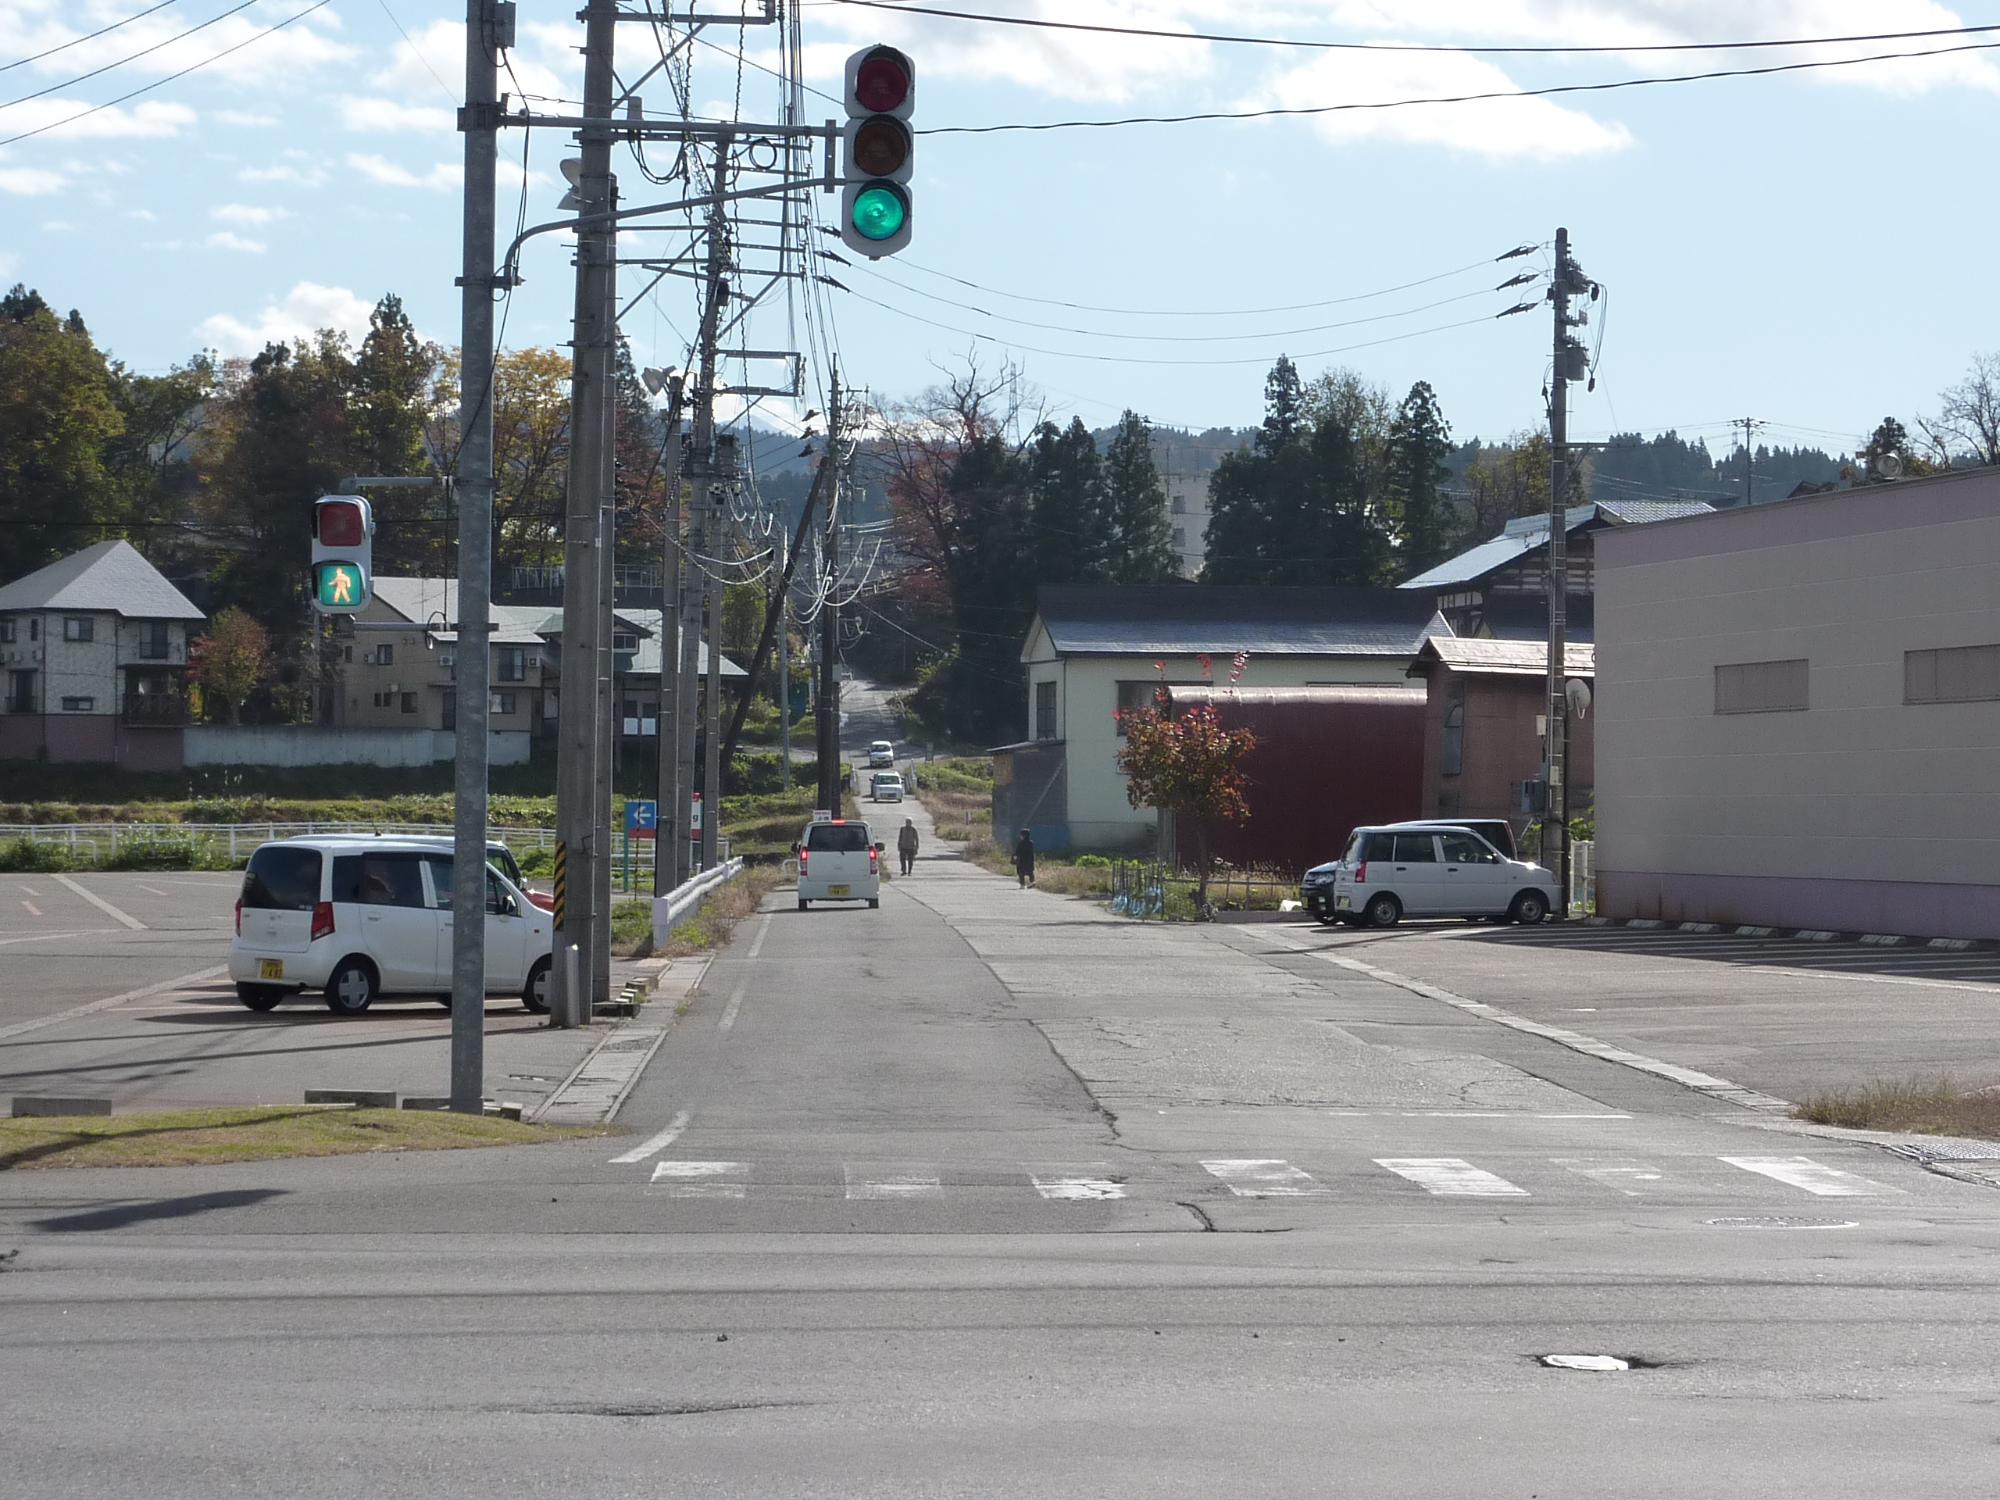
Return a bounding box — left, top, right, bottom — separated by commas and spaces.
1796, 1076, 2000, 1140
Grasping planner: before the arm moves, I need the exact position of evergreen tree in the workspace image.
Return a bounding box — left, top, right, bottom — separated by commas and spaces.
1102, 410, 1178, 583
353, 295, 446, 574
1026, 416, 1104, 585
1307, 409, 1389, 585
1385, 380, 1456, 578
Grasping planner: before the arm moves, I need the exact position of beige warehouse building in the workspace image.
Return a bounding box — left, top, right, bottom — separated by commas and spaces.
1594, 466, 2000, 940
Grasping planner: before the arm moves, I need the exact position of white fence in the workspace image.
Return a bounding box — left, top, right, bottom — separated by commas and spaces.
652, 857, 744, 948
1570, 839, 1595, 914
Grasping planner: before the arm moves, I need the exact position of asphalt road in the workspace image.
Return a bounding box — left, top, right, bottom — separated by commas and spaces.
6, 820, 2000, 1496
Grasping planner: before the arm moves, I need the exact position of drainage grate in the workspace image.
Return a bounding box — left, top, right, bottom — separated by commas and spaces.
1704, 1215, 1857, 1229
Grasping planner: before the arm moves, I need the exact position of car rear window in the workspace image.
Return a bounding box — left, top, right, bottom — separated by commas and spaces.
241, 846, 322, 910
806, 823, 871, 853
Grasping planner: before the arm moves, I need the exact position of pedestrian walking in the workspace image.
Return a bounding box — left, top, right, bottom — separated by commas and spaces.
1013, 828, 1036, 889
897, 818, 919, 876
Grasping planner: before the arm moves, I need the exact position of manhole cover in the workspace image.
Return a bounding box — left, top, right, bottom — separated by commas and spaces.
1704, 1215, 1857, 1230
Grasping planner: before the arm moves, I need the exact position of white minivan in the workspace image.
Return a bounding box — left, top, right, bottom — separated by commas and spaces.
229, 836, 555, 1016
1327, 825, 1555, 928
794, 817, 882, 910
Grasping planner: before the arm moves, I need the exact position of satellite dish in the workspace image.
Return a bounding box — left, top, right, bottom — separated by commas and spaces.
1565, 678, 1593, 720
1875, 452, 1903, 480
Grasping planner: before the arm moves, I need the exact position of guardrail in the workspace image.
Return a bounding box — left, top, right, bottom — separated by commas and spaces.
652, 857, 744, 948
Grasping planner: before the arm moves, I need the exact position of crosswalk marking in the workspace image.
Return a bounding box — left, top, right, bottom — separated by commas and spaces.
1376, 1158, 1530, 1197
1028, 1167, 1126, 1201
1553, 1156, 1665, 1196
651, 1160, 748, 1198
1200, 1159, 1331, 1197
844, 1165, 941, 1200
1720, 1155, 1893, 1197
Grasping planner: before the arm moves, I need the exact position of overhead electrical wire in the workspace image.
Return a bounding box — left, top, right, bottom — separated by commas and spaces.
0, 0, 184, 75
826, 3, 2000, 58
0, 0, 260, 111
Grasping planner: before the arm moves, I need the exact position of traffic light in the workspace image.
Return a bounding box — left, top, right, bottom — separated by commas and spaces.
841, 44, 913, 258
311, 494, 374, 613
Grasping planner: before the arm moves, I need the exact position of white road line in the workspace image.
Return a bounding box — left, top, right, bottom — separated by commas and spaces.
718, 979, 748, 1032
1323, 1110, 1631, 1119
1747, 964, 2000, 995
1553, 1157, 1666, 1196
0, 928, 107, 949
1721, 1155, 1894, 1197
137, 884, 170, 898
0, 965, 229, 1043
745, 912, 772, 960
18, 884, 41, 898
610, 1109, 691, 1165
1028, 1166, 1126, 1200
1376, 1158, 1530, 1198
51, 874, 146, 931
650, 1160, 748, 1198
844, 1165, 941, 1200
1200, 1159, 1331, 1197
20, 900, 41, 917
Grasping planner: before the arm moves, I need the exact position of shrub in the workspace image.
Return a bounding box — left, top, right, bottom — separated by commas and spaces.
0, 837, 81, 872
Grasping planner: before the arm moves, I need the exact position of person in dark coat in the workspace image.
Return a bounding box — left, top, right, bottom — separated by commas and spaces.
1013, 828, 1036, 888
896, 818, 919, 876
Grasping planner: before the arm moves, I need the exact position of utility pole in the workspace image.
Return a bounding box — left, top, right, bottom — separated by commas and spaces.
552, 0, 618, 1027
776, 528, 791, 788
681, 137, 731, 873
816, 365, 844, 814
653, 374, 686, 895
448, 0, 502, 1110
1739, 417, 1761, 508
1545, 226, 1591, 921
593, 204, 617, 999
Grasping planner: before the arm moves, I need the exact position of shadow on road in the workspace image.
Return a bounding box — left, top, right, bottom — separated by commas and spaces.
31, 1188, 288, 1232
1453, 922, 2000, 987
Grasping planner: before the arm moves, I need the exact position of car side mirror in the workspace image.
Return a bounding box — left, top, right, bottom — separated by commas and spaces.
791, 841, 801, 855
874, 842, 886, 854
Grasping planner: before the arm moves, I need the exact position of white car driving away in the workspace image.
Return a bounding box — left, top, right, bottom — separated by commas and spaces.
1328, 824, 1555, 928
795, 816, 882, 910
866, 739, 896, 768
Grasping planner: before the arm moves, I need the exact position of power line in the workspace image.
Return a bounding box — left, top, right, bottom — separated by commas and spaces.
0, 0, 184, 75
0, 0, 260, 112
373, 0, 455, 104
920, 39, 2000, 136
827, 3, 2000, 58
0, 0, 334, 148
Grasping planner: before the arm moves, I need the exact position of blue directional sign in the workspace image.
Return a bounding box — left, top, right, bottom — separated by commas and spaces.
625, 799, 658, 840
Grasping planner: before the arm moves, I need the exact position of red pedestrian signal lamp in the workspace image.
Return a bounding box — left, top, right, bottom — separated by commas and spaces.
311, 495, 374, 614
841, 45, 913, 258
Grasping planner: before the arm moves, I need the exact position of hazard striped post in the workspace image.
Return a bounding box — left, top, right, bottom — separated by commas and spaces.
552, 841, 569, 932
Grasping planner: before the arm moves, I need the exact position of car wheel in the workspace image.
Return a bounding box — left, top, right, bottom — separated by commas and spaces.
324, 958, 377, 1017
798, 898, 809, 911
1510, 890, 1550, 925
868, 898, 880, 909
522, 956, 551, 1014
234, 983, 284, 1012
1364, 893, 1402, 929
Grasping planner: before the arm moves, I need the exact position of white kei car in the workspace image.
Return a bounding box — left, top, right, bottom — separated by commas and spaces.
794, 817, 882, 910
229, 836, 555, 1016
1327, 825, 1555, 928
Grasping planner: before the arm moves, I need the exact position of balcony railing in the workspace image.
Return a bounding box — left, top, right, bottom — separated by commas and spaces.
122, 694, 190, 726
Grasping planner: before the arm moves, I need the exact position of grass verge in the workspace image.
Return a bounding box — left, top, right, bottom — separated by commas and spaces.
608, 865, 789, 959
0, 1105, 604, 1171
1794, 1075, 2000, 1139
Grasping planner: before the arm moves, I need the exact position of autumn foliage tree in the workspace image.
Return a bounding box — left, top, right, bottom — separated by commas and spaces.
188, 607, 273, 724
1114, 658, 1257, 914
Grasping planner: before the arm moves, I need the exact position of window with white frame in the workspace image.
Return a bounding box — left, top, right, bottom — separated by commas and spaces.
63, 616, 94, 643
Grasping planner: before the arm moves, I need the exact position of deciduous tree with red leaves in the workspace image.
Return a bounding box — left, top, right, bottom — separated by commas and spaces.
1115, 661, 1256, 915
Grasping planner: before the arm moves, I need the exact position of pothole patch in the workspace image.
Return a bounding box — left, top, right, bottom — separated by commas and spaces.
1704, 1215, 1858, 1230
1536, 1354, 1660, 1372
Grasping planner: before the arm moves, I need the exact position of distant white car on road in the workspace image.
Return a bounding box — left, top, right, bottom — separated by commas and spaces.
869, 771, 905, 803
794, 817, 882, 910
1324, 825, 1554, 928
866, 739, 896, 768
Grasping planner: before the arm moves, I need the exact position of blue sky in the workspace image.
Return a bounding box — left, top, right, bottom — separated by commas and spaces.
1, 0, 1995, 457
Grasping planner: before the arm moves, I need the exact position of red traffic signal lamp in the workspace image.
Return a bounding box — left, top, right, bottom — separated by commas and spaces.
841, 45, 913, 258
311, 495, 374, 613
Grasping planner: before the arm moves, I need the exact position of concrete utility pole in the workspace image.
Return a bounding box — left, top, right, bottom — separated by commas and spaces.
1739, 417, 1761, 508
680, 137, 730, 874
701, 452, 728, 872
816, 366, 844, 814
552, 0, 619, 1027
653, 375, 686, 895
448, 0, 503, 1109
1545, 226, 1591, 920
593, 206, 617, 1001
776, 528, 791, 787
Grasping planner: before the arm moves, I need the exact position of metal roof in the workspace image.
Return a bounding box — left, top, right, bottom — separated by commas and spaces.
607, 609, 746, 678
1412, 636, 1595, 678
1032, 584, 1447, 659
1397, 499, 1715, 592
0, 540, 204, 620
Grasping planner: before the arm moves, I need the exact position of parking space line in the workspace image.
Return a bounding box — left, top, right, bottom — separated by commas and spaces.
610, 1109, 691, 1165
17, 884, 42, 898
20, 900, 40, 917
137, 884, 171, 898
0, 928, 106, 949
51, 874, 146, 931
0, 965, 229, 1042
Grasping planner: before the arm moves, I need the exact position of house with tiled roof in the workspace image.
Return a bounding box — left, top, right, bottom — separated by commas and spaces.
0, 541, 204, 767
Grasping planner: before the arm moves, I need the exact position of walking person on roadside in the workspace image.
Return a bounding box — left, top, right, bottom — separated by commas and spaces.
897, 818, 919, 876
1013, 827, 1036, 889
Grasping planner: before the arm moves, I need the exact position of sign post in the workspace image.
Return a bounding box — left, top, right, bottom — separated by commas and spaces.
624, 799, 658, 894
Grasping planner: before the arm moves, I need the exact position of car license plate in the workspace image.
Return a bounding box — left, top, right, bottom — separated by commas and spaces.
1334, 895, 1351, 911
258, 959, 285, 980
829, 884, 851, 897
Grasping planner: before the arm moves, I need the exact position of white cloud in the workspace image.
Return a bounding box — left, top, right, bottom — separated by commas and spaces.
0, 99, 195, 142
143, 239, 186, 253
238, 161, 329, 186
217, 110, 281, 127
126, 207, 158, 221
1257, 48, 1633, 159
206, 230, 267, 254
347, 152, 459, 191
339, 96, 457, 134
197, 281, 377, 356
0, 165, 65, 195
213, 202, 288, 226
41, 219, 77, 232
5, 6, 353, 85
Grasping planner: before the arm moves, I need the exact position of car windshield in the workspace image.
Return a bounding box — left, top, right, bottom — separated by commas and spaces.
806, 823, 872, 853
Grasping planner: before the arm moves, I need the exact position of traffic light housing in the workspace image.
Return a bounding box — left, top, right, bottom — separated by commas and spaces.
310, 495, 374, 613
841, 44, 913, 259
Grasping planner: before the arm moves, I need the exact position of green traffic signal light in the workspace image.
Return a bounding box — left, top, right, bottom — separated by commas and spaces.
313, 561, 367, 610
850, 183, 908, 242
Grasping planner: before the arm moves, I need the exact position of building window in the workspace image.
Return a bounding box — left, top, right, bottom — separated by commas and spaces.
1172, 526, 1186, 551
1114, 678, 1178, 736
0, 618, 12, 644
372, 691, 392, 709
1905, 644, 2000, 705
400, 692, 418, 714
342, 645, 353, 663
491, 691, 517, 715
1034, 680, 1057, 741
1714, 658, 1809, 715
373, 644, 394, 666
1171, 497, 1185, 515
1441, 701, 1465, 776
497, 646, 526, 682
60, 696, 94, 712
29, 618, 40, 641
138, 621, 170, 659
612, 632, 637, 654
63, 616, 94, 643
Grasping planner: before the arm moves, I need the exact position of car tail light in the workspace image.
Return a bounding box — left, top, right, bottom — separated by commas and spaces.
869, 847, 879, 875
234, 898, 243, 936
1354, 862, 1368, 883
310, 901, 335, 942
798, 849, 808, 874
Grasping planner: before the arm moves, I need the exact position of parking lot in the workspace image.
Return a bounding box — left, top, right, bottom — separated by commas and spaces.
1229, 915, 2000, 1106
